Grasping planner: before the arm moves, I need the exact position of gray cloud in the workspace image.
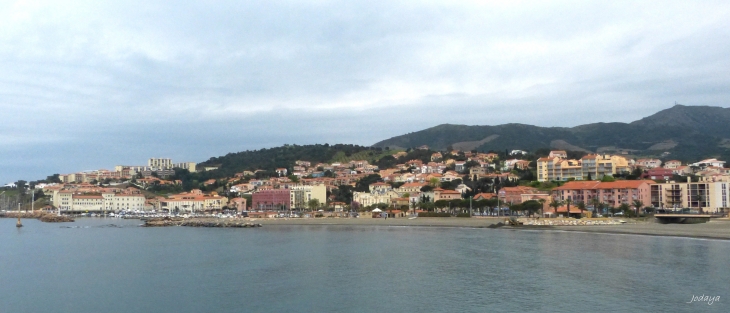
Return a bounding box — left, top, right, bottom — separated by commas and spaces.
1, 0, 730, 182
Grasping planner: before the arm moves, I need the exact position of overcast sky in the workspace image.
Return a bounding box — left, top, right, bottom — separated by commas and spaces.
2, 0, 730, 183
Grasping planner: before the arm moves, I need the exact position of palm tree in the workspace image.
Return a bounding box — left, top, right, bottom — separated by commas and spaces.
590, 198, 601, 217
548, 199, 562, 218
632, 200, 643, 216
564, 198, 573, 218
577, 201, 586, 218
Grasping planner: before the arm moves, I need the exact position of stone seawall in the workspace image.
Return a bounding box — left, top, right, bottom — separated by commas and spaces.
2, 211, 75, 223
519, 218, 625, 226
143, 217, 262, 228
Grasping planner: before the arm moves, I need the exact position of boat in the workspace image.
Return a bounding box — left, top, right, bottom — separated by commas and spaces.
16, 217, 22, 227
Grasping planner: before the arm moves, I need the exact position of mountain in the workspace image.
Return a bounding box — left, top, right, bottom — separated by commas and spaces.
372, 105, 730, 162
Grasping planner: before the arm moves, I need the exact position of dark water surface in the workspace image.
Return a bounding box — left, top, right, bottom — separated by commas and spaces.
1, 218, 728, 312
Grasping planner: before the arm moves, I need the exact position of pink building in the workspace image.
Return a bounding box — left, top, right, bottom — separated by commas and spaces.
552, 180, 653, 208
251, 189, 291, 211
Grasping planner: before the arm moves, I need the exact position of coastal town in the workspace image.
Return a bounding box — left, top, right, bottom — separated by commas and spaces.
3, 147, 730, 221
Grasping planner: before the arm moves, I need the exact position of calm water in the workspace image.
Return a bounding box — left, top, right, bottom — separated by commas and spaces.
1, 218, 728, 313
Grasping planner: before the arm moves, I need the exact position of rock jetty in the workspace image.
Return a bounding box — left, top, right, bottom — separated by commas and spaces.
143, 217, 262, 228
520, 218, 625, 226
2, 211, 75, 223
39, 214, 75, 223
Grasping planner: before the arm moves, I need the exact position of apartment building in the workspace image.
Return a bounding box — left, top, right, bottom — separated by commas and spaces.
537, 154, 631, 182
552, 180, 653, 208
148, 158, 172, 168
53, 191, 145, 212
353, 182, 399, 207
649, 177, 730, 213
290, 184, 327, 210
580, 154, 631, 180
536, 157, 582, 182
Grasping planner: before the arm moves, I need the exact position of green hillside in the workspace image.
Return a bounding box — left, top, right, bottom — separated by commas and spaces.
197, 144, 393, 178
372, 105, 730, 163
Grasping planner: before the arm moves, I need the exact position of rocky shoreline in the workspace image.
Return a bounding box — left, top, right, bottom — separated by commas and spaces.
520, 218, 626, 226
143, 217, 262, 228
1, 211, 75, 223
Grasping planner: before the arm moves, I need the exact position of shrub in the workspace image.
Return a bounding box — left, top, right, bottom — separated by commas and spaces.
455, 213, 471, 218
417, 212, 451, 217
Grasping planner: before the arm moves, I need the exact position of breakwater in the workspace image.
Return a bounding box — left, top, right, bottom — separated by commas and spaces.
1, 211, 75, 222
143, 217, 262, 228
520, 218, 626, 226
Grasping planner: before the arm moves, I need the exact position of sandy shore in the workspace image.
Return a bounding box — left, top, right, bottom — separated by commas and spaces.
552, 219, 730, 240
179, 217, 506, 228
249, 217, 730, 240
142, 216, 730, 240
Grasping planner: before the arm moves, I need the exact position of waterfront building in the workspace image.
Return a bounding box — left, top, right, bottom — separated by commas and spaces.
251, 189, 291, 211
290, 184, 327, 210
552, 180, 653, 209
649, 177, 730, 213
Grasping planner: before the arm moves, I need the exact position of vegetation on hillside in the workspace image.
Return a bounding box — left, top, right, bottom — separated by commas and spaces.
372, 105, 730, 163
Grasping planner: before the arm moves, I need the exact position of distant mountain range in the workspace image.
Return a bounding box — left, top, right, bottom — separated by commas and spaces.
372, 105, 730, 162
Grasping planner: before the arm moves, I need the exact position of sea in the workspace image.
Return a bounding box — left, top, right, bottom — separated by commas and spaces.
1, 218, 728, 313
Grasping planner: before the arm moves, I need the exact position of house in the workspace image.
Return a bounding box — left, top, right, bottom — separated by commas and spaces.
455, 184, 472, 195
549, 150, 567, 158
498, 186, 543, 204
641, 168, 674, 180
510, 150, 527, 156
433, 188, 462, 201
295, 160, 312, 167
663, 160, 682, 169
275, 168, 288, 176
228, 198, 247, 212
441, 171, 461, 182
455, 161, 466, 173
636, 158, 662, 169
672, 166, 692, 175
473, 193, 497, 201
543, 205, 583, 218
691, 158, 726, 169
396, 182, 427, 195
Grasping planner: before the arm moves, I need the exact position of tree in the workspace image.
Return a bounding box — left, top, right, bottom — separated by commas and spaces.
564, 197, 573, 218
521, 200, 542, 217
576, 201, 586, 217
307, 199, 320, 212
632, 200, 644, 215
45, 174, 62, 183
590, 198, 601, 216
428, 177, 440, 188
601, 175, 615, 182
434, 200, 450, 213
354, 174, 382, 192
548, 199, 562, 218
618, 203, 630, 213
537, 198, 546, 217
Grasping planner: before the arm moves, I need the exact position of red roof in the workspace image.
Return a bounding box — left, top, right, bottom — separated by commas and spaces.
555, 180, 652, 190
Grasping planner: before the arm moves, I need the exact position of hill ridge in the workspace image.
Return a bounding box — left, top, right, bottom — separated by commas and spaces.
372, 105, 730, 162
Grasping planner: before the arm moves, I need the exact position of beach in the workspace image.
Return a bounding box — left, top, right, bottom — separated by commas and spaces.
142, 216, 730, 240
553, 219, 730, 240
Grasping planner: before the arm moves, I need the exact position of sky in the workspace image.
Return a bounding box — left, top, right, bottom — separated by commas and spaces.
1, 0, 730, 183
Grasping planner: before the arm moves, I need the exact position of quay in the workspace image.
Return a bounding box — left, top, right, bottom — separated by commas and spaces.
654, 214, 718, 224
